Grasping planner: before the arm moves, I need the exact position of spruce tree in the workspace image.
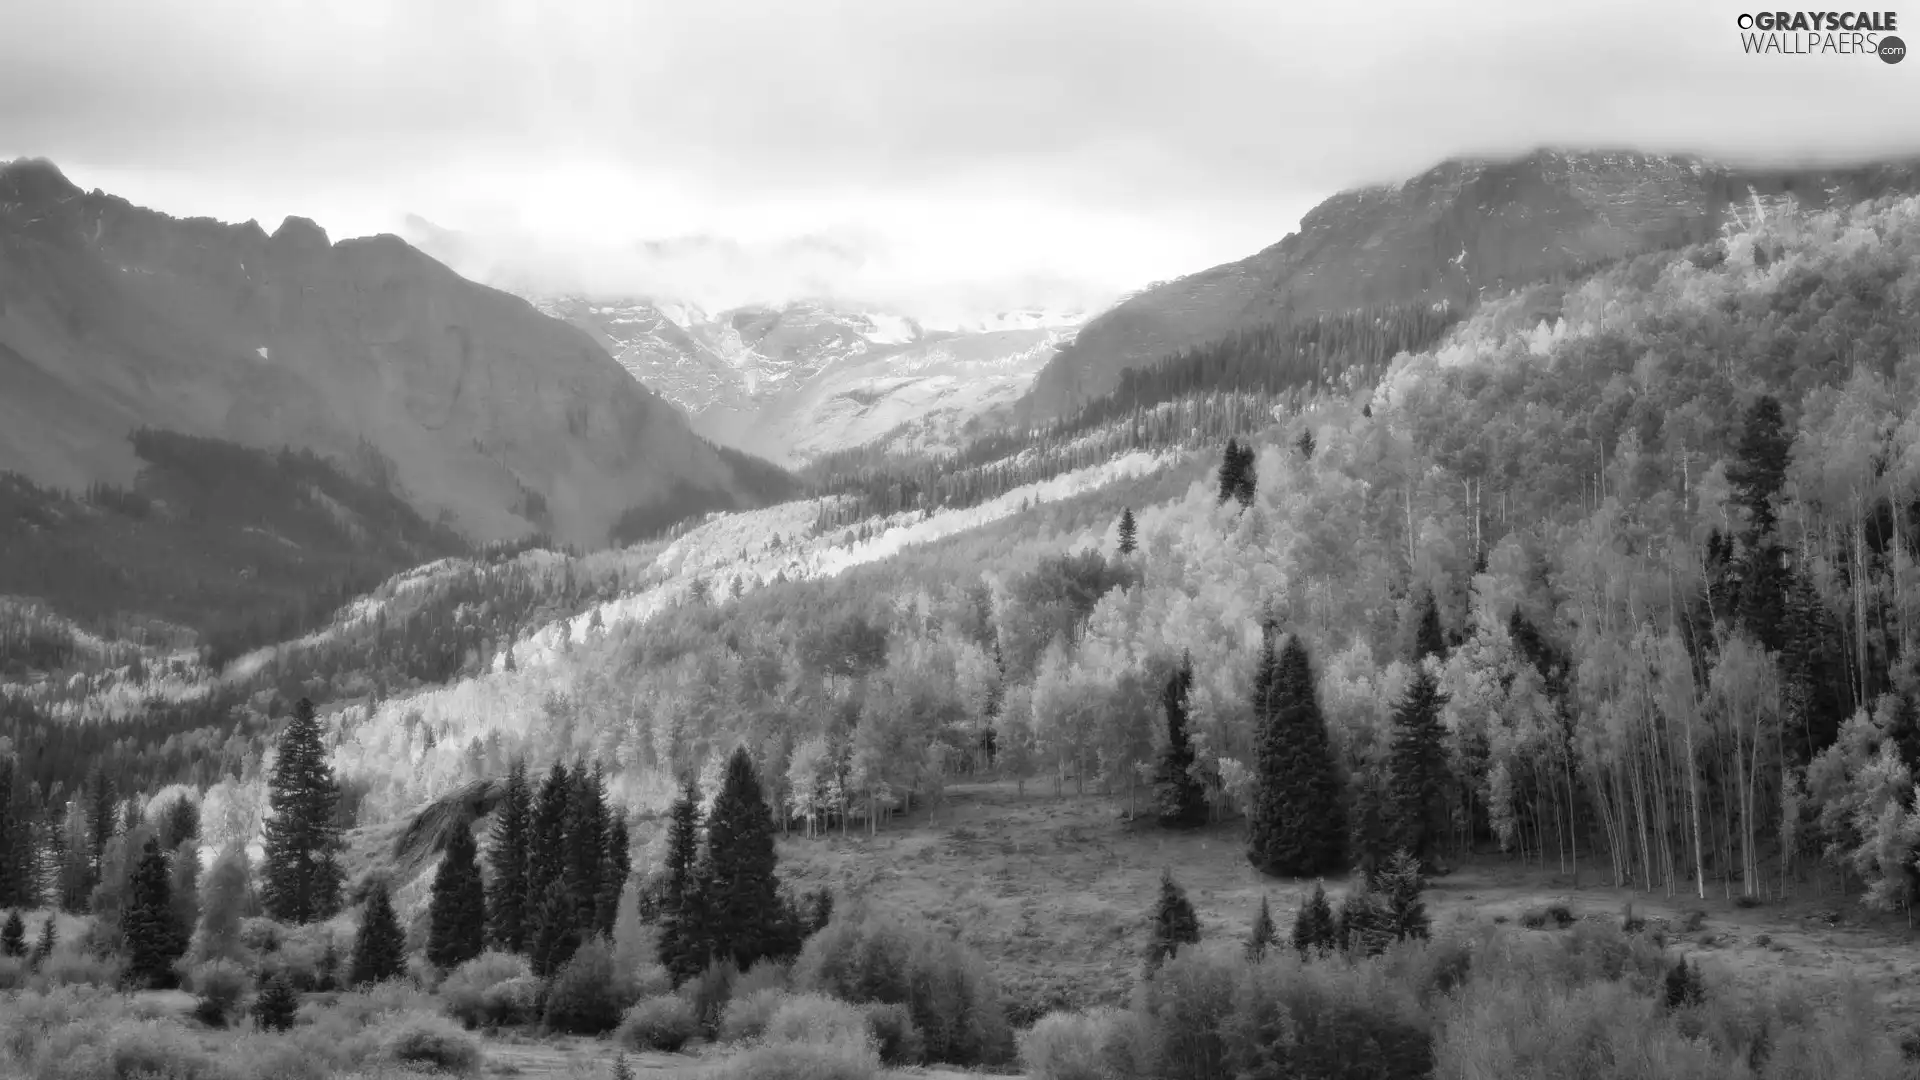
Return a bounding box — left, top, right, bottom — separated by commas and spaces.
658, 777, 709, 984
1247, 628, 1346, 877
1217, 439, 1244, 505
486, 759, 533, 952
427, 819, 487, 971
1387, 664, 1451, 870
124, 835, 187, 988
168, 838, 200, 944
1154, 654, 1208, 828
1377, 850, 1430, 942
1411, 588, 1447, 663
33, 913, 56, 964
1234, 443, 1257, 507
596, 816, 631, 937
564, 763, 608, 932
261, 698, 344, 923
349, 879, 406, 987
1245, 895, 1277, 961
528, 762, 572, 917
527, 877, 580, 978
1334, 885, 1393, 957
0, 761, 17, 908
1, 909, 24, 957
1145, 869, 1200, 973
254, 970, 298, 1031
1290, 882, 1337, 957
1348, 765, 1395, 883
84, 767, 117, 898
1296, 429, 1315, 460
160, 795, 201, 851
701, 747, 787, 970
1117, 508, 1139, 555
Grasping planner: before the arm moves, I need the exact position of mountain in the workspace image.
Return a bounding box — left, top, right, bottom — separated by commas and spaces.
1022, 148, 1920, 420
0, 158, 794, 552
526, 295, 1084, 465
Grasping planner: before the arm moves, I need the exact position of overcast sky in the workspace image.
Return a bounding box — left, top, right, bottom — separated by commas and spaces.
4, 0, 1916, 318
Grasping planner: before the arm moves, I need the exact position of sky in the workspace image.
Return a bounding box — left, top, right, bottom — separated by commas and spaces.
4, 0, 1917, 320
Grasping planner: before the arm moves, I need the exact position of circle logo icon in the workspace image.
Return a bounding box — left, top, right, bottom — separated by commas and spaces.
1882, 35, 1907, 63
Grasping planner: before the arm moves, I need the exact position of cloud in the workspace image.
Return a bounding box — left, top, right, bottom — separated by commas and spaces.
5, 0, 1917, 316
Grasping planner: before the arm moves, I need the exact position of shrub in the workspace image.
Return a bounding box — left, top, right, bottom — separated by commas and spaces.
189, 958, 251, 1027
717, 1042, 879, 1080
764, 993, 875, 1053
1137, 949, 1240, 1080
618, 994, 699, 1052
481, 975, 544, 1028
685, 956, 740, 1038
864, 1001, 925, 1067
46, 1018, 238, 1080
381, 1012, 483, 1075
793, 909, 1014, 1067
733, 956, 794, 999
720, 987, 793, 1044
543, 937, 628, 1035
1224, 952, 1432, 1080
34, 950, 122, 988
439, 950, 532, 1029
1020, 1008, 1128, 1080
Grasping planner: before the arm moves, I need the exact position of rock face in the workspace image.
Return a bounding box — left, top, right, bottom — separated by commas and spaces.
0, 159, 787, 547
1022, 148, 1920, 420
531, 295, 1082, 466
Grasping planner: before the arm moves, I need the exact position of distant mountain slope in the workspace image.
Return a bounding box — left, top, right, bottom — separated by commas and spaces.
1022, 148, 1920, 419
525, 295, 1084, 466
0, 158, 795, 549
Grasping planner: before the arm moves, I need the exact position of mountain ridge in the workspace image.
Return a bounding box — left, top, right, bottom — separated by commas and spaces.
0, 157, 794, 549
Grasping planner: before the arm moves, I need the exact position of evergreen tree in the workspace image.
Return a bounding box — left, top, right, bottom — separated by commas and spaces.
1290, 882, 1337, 957
486, 759, 533, 952
349, 879, 406, 987
1410, 588, 1447, 663
253, 971, 298, 1031
124, 835, 187, 988
1117, 508, 1138, 555
1347, 765, 1395, 883
3, 775, 40, 911
1296, 429, 1315, 460
527, 878, 580, 978
316, 940, 341, 992
1145, 869, 1200, 973
0, 761, 15, 908
1247, 627, 1346, 877
84, 767, 117, 898
596, 816, 631, 937
1387, 664, 1451, 869
1233, 442, 1258, 507
1334, 885, 1393, 957
1245, 895, 1277, 961
1, 909, 23, 957
1217, 439, 1245, 505
565, 763, 609, 932
1377, 850, 1430, 942
658, 777, 709, 984
261, 698, 344, 923
1663, 956, 1706, 1010
159, 795, 201, 851
1153, 654, 1208, 828
427, 819, 487, 971
1728, 395, 1792, 541
701, 747, 789, 971
527, 762, 572, 916
33, 913, 56, 964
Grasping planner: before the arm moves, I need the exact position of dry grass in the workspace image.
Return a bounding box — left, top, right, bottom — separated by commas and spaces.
769, 780, 1920, 1020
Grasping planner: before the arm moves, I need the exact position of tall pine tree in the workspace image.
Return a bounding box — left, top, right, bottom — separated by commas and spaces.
2, 909, 25, 957
527, 878, 579, 978
658, 777, 708, 984
1245, 895, 1277, 961
1145, 869, 1199, 973
349, 879, 406, 987
1290, 882, 1337, 957
486, 759, 533, 952
701, 747, 790, 971
1218, 439, 1245, 505
1387, 664, 1451, 870
1117, 508, 1139, 555
427, 818, 487, 971
1154, 654, 1208, 828
123, 836, 187, 988
261, 698, 344, 923
596, 816, 631, 938
527, 763, 572, 917
1247, 627, 1346, 877
565, 763, 609, 932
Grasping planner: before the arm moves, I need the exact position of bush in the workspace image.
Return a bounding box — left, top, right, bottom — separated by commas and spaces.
1019, 1008, 1128, 1080
864, 1001, 925, 1067
189, 959, 251, 1027
543, 938, 628, 1035
439, 950, 532, 1029
793, 909, 1014, 1067
733, 956, 794, 999
1137, 949, 1240, 1080
44, 1018, 239, 1080
618, 994, 699, 1052
764, 993, 876, 1054
717, 1042, 879, 1080
720, 987, 793, 1044
381, 1012, 483, 1075
34, 950, 122, 989
480, 975, 544, 1028
685, 956, 740, 1038
1224, 952, 1432, 1080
